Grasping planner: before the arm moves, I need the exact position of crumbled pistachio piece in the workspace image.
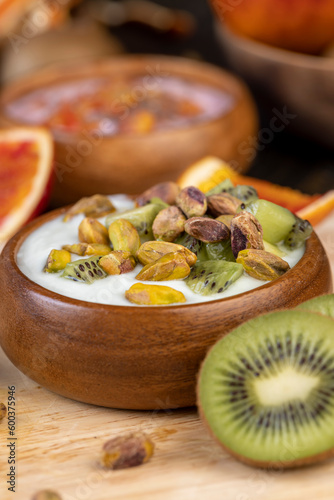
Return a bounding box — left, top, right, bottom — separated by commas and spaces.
137, 241, 197, 267
237, 249, 290, 281
136, 252, 190, 281
184, 217, 230, 243
125, 283, 186, 305
101, 432, 154, 469
152, 206, 186, 242
108, 219, 141, 256
78, 218, 109, 245
231, 212, 264, 258
63, 194, 116, 221
176, 186, 207, 218
44, 249, 71, 273
99, 251, 136, 275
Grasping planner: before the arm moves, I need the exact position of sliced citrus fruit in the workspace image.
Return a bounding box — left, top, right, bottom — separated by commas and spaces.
296, 190, 334, 227
178, 156, 324, 217
0, 127, 54, 249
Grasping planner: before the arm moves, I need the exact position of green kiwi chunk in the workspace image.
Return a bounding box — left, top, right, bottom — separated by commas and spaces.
205, 240, 235, 262
61, 255, 107, 283
105, 203, 163, 241
174, 233, 208, 262
206, 181, 258, 205
296, 294, 334, 319
284, 217, 313, 249
198, 311, 334, 468
245, 199, 297, 244
186, 260, 243, 296
205, 179, 234, 196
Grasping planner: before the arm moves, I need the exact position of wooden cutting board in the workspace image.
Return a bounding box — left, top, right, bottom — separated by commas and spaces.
1, 215, 334, 500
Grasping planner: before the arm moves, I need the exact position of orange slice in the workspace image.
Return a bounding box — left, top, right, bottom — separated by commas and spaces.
178, 156, 326, 219
0, 127, 54, 249
296, 191, 334, 227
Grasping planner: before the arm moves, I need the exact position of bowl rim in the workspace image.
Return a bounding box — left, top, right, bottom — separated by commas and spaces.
217, 23, 334, 71
2, 203, 320, 312
0, 53, 253, 142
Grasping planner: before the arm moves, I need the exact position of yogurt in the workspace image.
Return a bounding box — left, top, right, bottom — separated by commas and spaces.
16, 195, 305, 306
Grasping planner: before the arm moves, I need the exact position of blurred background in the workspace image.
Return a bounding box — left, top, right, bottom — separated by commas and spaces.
0, 0, 334, 245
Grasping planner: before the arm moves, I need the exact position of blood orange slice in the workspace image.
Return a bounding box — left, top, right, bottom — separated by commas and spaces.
0, 127, 53, 249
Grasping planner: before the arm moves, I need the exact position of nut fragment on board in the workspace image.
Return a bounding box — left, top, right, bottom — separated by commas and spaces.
0, 402, 6, 421
101, 432, 154, 470
31, 490, 62, 500
63, 194, 116, 221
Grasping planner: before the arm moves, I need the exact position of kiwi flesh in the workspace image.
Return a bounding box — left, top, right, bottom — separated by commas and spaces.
284, 217, 313, 249
174, 233, 208, 262
198, 310, 334, 468
205, 240, 235, 262
296, 294, 334, 319
205, 181, 258, 205
186, 260, 243, 296
105, 202, 163, 241
61, 255, 107, 283
245, 200, 297, 244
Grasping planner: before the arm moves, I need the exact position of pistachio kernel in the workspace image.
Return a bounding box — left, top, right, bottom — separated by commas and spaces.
184, 217, 230, 243
231, 212, 264, 258
207, 193, 242, 217
44, 249, 71, 273
176, 186, 207, 218
108, 218, 141, 256
137, 241, 197, 267
101, 432, 154, 469
135, 181, 180, 206
63, 194, 116, 221
237, 248, 290, 281
136, 252, 191, 281
99, 251, 136, 275
78, 218, 109, 245
152, 206, 186, 242
125, 283, 186, 305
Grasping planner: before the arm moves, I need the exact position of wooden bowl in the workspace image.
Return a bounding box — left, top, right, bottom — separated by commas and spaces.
215, 24, 334, 148
0, 208, 331, 410
0, 55, 258, 206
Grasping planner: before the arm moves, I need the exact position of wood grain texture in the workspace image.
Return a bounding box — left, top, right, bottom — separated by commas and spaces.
0, 55, 258, 206
0, 213, 333, 499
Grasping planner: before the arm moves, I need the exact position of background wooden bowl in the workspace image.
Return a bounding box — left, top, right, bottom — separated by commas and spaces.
0, 55, 258, 207
215, 25, 334, 148
0, 208, 331, 410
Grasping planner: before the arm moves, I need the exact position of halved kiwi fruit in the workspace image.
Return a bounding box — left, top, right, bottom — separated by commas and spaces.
296, 294, 334, 319
198, 310, 334, 468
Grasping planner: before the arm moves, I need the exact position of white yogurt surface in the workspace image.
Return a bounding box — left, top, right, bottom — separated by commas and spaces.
16, 195, 305, 306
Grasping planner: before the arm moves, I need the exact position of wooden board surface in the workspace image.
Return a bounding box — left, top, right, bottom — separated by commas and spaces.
1, 214, 334, 500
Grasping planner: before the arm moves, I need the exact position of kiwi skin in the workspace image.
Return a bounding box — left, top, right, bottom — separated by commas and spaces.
197, 310, 334, 469
296, 294, 334, 319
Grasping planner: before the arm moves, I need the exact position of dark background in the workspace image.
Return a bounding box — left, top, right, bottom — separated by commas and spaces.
109, 0, 334, 194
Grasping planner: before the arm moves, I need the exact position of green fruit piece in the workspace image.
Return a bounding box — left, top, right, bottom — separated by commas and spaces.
186, 260, 243, 296
205, 240, 235, 262
44, 249, 71, 273
198, 311, 334, 468
205, 179, 234, 196
245, 199, 296, 244
284, 217, 313, 249
108, 218, 141, 256
61, 255, 107, 283
174, 233, 208, 262
296, 294, 334, 319
125, 283, 186, 305
105, 203, 163, 241
230, 185, 258, 204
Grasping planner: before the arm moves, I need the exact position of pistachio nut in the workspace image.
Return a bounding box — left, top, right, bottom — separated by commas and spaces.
135, 181, 180, 207
184, 217, 230, 243
78, 217, 109, 245
176, 186, 207, 218
63, 194, 115, 221
108, 218, 141, 256
99, 251, 136, 275
231, 212, 264, 258
237, 249, 290, 281
125, 283, 186, 305
44, 249, 71, 273
136, 252, 190, 281
152, 206, 186, 242
207, 193, 241, 217
137, 241, 197, 267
